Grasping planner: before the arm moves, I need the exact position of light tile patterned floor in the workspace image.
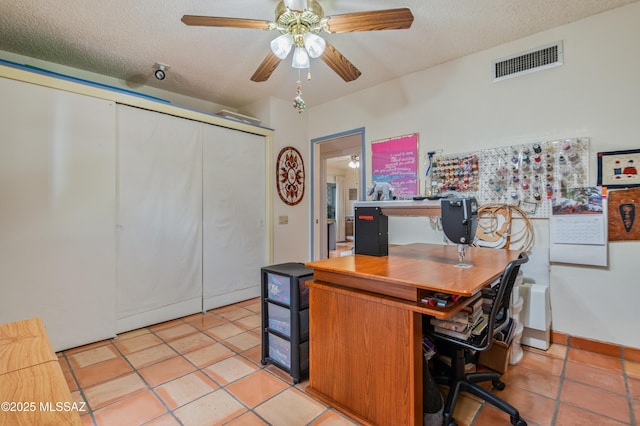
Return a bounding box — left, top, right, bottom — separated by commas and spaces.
59, 298, 640, 425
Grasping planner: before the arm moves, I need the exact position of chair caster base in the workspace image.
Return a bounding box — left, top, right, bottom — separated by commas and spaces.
443, 413, 457, 426
511, 416, 527, 426
492, 379, 505, 390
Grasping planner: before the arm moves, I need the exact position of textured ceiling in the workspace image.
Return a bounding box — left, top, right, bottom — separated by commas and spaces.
0, 0, 637, 110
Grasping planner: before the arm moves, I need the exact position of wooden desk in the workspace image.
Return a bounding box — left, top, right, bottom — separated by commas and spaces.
0, 318, 57, 375
0, 318, 82, 426
305, 243, 519, 426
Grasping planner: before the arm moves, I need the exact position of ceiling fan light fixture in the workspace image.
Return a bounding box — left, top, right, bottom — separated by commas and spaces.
270, 34, 294, 59
182, 3, 413, 84
303, 32, 326, 58
292, 47, 310, 69
284, 0, 308, 12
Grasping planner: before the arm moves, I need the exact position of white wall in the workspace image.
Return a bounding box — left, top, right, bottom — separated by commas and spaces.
327, 165, 360, 217
246, 97, 311, 264
307, 3, 640, 348
0, 78, 117, 351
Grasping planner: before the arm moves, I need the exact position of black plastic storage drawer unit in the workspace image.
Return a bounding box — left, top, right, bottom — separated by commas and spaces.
260, 262, 313, 383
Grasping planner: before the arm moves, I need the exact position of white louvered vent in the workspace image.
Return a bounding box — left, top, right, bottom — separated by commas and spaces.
493, 41, 563, 81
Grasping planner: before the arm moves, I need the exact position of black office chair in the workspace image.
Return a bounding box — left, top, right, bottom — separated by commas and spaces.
431, 252, 529, 426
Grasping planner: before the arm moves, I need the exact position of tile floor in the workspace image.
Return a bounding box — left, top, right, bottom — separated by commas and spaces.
59, 298, 640, 425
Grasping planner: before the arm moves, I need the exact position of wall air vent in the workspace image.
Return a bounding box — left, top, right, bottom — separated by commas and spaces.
493, 41, 563, 82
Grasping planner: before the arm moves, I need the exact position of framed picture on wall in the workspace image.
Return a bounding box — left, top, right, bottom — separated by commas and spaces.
608, 187, 640, 241
371, 133, 419, 198
597, 149, 640, 188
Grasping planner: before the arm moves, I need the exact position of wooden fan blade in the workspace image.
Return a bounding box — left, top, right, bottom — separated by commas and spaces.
181, 15, 271, 30
320, 42, 361, 82
326, 8, 414, 33
251, 52, 282, 82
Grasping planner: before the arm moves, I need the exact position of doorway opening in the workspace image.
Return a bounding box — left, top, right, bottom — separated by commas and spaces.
310, 128, 365, 260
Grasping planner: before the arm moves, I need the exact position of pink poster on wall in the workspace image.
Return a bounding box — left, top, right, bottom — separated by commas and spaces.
371, 133, 419, 198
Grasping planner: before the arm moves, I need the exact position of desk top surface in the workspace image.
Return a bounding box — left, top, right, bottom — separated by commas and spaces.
306, 243, 520, 296
0, 361, 83, 425
0, 318, 82, 425
0, 317, 58, 375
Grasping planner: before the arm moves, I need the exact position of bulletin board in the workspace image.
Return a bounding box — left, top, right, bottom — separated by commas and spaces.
371, 133, 419, 198
430, 137, 590, 218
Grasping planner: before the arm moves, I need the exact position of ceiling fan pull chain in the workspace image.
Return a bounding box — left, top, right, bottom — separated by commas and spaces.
293, 80, 306, 113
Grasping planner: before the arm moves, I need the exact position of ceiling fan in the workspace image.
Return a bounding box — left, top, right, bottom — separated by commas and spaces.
181, 0, 414, 83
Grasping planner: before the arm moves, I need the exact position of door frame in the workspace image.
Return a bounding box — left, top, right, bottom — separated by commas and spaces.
310, 128, 366, 260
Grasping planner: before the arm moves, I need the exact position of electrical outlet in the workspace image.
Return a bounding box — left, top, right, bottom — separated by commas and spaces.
279, 215, 288, 225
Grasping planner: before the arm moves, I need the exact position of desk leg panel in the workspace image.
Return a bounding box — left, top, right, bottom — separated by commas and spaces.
307, 282, 422, 425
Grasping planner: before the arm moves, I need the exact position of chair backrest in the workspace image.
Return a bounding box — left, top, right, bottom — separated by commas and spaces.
481, 252, 529, 350
433, 252, 529, 351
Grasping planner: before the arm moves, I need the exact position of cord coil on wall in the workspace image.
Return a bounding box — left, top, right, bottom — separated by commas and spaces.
475, 204, 535, 251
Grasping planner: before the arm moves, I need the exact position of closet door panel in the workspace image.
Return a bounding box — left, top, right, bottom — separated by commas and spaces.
203, 125, 267, 309
116, 105, 202, 332
0, 77, 116, 351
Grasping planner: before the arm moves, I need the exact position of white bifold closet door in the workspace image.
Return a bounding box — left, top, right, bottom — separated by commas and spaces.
0, 77, 116, 351
202, 125, 267, 310
116, 105, 203, 332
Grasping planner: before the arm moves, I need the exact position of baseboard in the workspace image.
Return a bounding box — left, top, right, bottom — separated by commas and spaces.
550, 330, 640, 362
203, 286, 260, 312
116, 298, 202, 334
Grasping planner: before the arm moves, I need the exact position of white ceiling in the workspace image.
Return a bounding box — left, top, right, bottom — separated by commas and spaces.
0, 0, 637, 110
327, 155, 355, 170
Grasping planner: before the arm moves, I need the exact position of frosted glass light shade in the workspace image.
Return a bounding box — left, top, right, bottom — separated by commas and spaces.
292, 47, 310, 69
303, 33, 326, 58
270, 34, 293, 59
284, 0, 307, 11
